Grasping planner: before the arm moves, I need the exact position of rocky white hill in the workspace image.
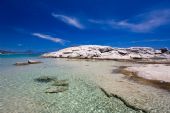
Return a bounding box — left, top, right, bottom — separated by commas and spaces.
42, 45, 170, 60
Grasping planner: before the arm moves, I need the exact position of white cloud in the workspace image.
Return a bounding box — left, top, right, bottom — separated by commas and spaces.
89, 9, 170, 33
52, 13, 84, 29
32, 33, 65, 44
88, 19, 105, 24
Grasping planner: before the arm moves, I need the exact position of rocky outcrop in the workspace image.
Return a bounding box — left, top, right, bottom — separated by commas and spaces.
123, 64, 170, 83
14, 62, 30, 66
42, 45, 170, 60
28, 60, 42, 64
14, 60, 42, 66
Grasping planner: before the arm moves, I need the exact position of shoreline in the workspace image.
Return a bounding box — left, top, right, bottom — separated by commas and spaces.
41, 45, 170, 90
115, 65, 170, 91
43, 56, 170, 64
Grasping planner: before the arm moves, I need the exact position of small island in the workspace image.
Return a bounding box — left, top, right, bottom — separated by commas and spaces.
42, 45, 170, 61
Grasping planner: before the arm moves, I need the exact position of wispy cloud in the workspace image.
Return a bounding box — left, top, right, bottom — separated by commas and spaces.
52, 13, 84, 29
32, 33, 65, 44
89, 9, 170, 32
130, 39, 170, 43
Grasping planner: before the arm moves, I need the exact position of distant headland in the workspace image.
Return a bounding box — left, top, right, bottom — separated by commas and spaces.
0, 50, 16, 54
0, 50, 44, 55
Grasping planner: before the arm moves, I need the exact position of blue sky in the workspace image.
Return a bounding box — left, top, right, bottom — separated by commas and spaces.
0, 0, 170, 51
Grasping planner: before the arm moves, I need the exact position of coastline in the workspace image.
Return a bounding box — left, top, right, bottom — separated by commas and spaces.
42, 45, 170, 82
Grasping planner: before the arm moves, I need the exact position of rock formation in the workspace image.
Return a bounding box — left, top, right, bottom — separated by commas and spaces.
42, 45, 170, 60
14, 60, 42, 66
123, 64, 170, 83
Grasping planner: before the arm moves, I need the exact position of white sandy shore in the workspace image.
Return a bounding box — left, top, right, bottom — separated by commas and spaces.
125, 64, 170, 82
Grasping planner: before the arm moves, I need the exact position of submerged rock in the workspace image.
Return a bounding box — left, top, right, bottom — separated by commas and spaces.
52, 80, 69, 86
34, 76, 57, 83
45, 86, 68, 93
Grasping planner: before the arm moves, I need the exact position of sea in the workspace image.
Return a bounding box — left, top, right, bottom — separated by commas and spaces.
0, 54, 170, 113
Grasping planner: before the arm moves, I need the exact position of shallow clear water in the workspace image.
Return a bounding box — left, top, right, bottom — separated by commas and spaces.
0, 54, 170, 113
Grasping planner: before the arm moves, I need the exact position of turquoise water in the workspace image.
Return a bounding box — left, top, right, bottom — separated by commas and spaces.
0, 54, 170, 113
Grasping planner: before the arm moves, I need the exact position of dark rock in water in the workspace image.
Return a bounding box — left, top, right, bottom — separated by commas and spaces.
28, 60, 42, 64
14, 60, 42, 66
34, 76, 57, 83
45, 86, 68, 93
52, 80, 69, 86
14, 62, 29, 66
45, 79, 69, 93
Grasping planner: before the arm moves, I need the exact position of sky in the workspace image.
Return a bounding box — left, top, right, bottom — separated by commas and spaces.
0, 0, 170, 52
